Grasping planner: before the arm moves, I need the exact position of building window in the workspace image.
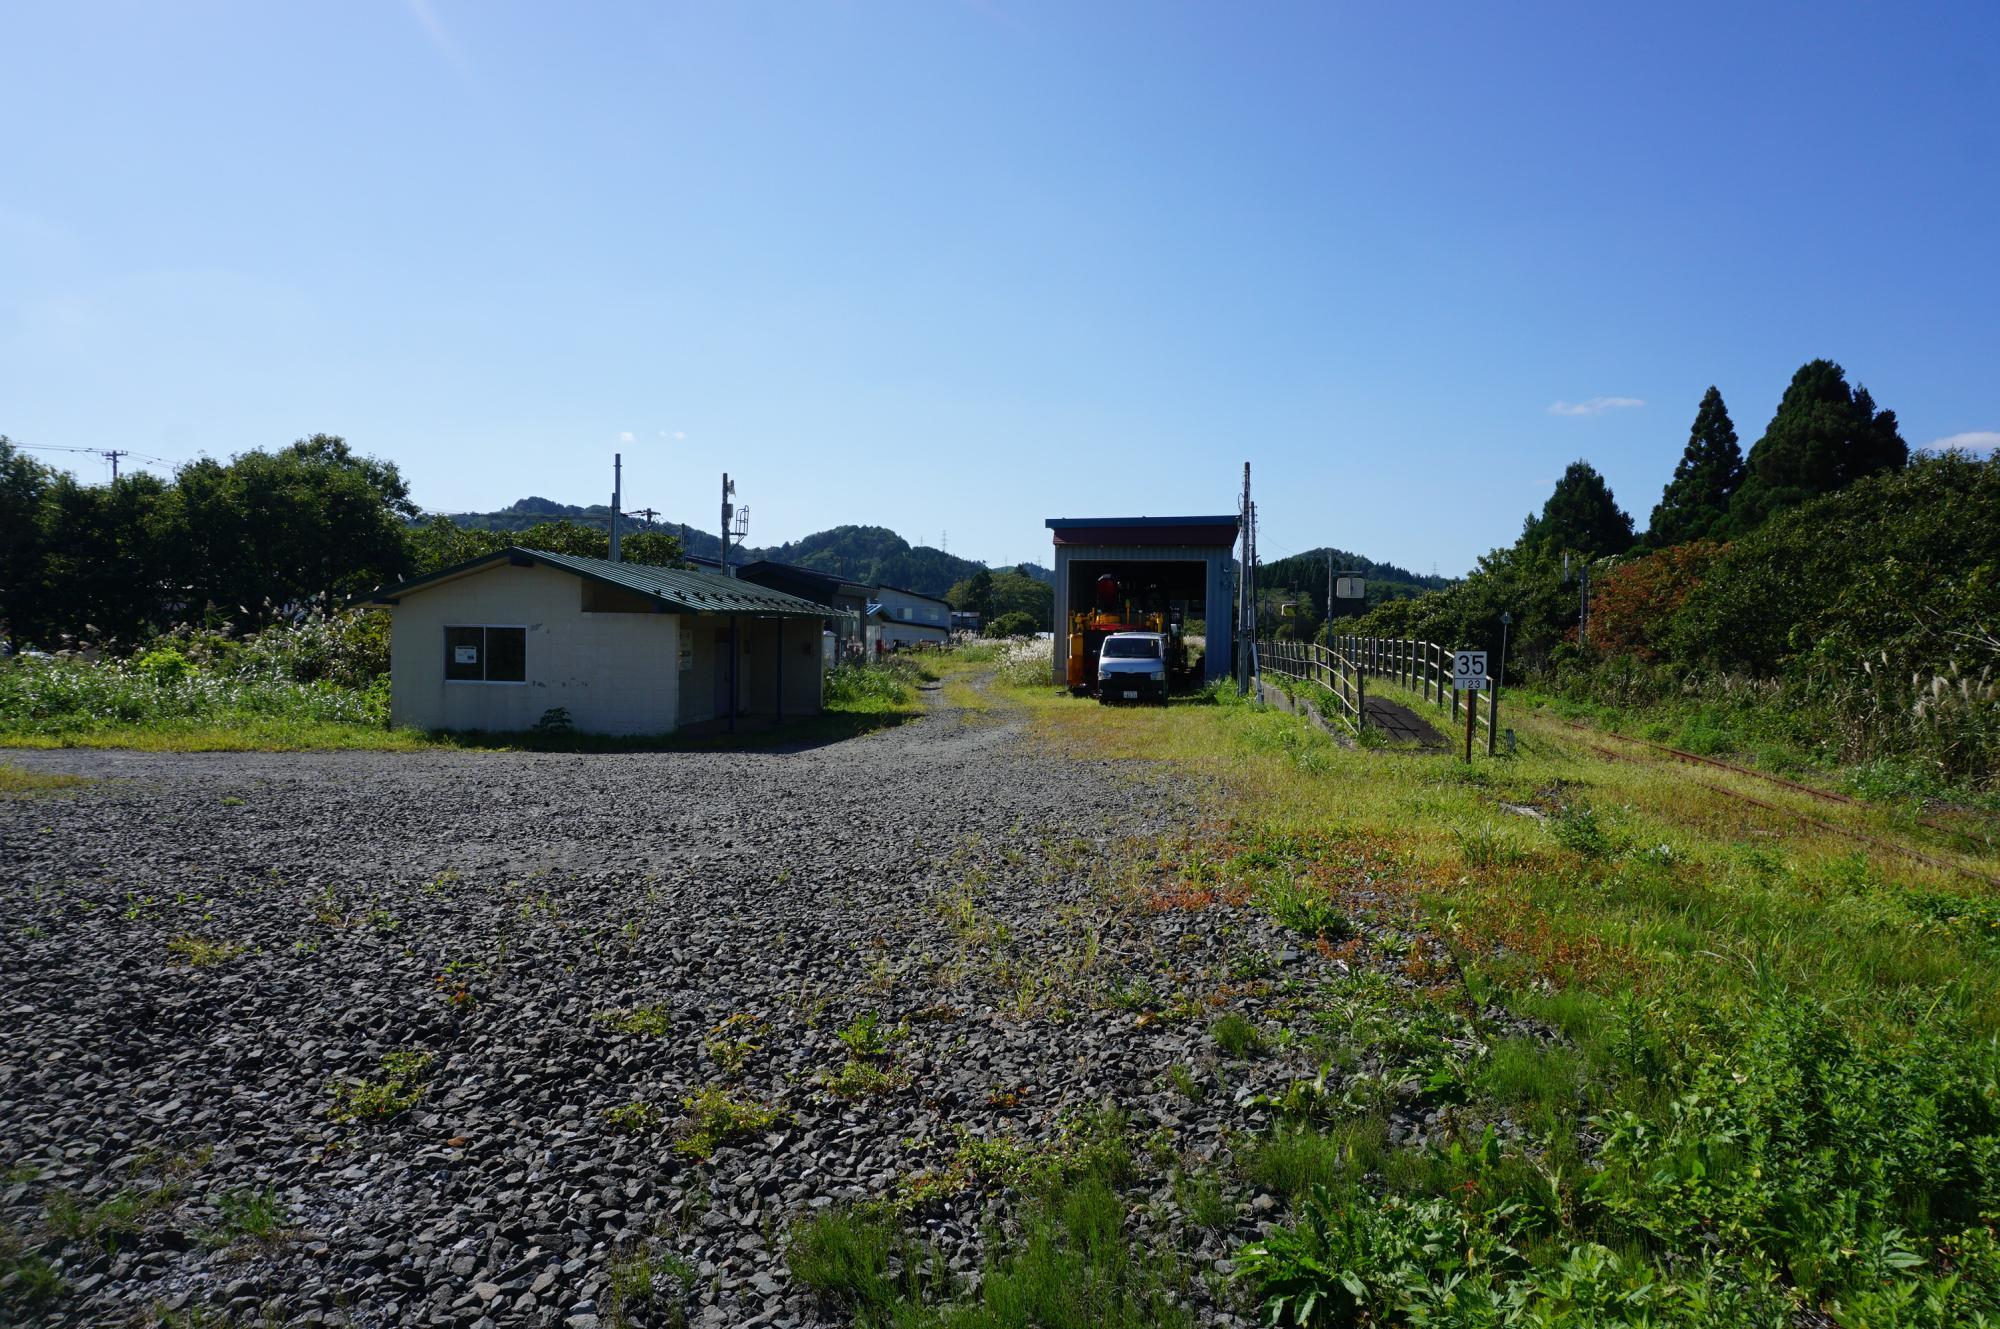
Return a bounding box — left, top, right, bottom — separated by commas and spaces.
898, 606, 912, 620
445, 625, 527, 683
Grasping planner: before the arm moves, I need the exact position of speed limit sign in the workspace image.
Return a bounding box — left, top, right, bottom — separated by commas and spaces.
1452, 650, 1489, 691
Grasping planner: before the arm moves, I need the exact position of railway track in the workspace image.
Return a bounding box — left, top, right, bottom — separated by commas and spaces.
1563, 722, 1999, 888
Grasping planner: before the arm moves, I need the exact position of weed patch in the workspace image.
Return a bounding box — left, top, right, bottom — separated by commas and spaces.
327, 1051, 434, 1123
674, 1087, 784, 1160
595, 1004, 673, 1037
166, 936, 247, 968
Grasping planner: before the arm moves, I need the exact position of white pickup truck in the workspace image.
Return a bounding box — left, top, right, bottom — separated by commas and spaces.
1095, 631, 1169, 705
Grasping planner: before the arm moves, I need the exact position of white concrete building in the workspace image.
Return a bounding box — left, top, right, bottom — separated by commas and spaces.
359, 548, 835, 736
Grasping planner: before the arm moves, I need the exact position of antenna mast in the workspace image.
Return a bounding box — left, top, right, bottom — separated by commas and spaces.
720, 473, 736, 577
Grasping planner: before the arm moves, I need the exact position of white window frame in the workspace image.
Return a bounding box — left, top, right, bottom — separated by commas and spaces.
444, 623, 530, 685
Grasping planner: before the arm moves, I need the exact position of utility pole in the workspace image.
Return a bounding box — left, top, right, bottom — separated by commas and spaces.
631, 507, 660, 528
609, 453, 623, 561
14, 442, 156, 483
1326, 550, 1333, 645
1240, 498, 1256, 696
720, 473, 736, 577
1237, 463, 1251, 692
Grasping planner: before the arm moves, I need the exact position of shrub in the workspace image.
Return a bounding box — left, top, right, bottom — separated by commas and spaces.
985, 611, 1038, 638
995, 637, 1056, 689
824, 661, 917, 708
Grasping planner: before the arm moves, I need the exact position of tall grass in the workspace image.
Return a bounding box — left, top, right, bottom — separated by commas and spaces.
0, 656, 388, 736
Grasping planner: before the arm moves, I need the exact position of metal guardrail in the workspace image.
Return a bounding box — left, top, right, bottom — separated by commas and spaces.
1258, 634, 1502, 754
1332, 634, 1501, 756
1255, 638, 1365, 736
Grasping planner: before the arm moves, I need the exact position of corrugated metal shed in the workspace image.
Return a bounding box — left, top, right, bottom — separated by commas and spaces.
362, 547, 836, 618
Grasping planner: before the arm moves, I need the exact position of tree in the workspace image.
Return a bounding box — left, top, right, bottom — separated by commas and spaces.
947, 569, 995, 620
1522, 461, 1635, 559
404, 516, 683, 575
172, 435, 416, 623
1647, 388, 1742, 546
1587, 540, 1726, 660
1730, 359, 1907, 531
987, 569, 1053, 630
0, 438, 56, 646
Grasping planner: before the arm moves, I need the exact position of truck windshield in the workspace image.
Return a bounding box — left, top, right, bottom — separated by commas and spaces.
1101, 639, 1160, 659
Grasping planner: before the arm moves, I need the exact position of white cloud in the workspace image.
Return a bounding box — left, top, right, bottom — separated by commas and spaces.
1548, 397, 1645, 417
617, 431, 636, 444
660, 429, 686, 441
1924, 430, 2000, 456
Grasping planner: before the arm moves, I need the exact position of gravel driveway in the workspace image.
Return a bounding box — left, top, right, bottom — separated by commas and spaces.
2, 677, 1358, 1327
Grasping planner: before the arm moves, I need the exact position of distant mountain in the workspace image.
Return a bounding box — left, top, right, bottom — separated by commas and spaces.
436, 501, 1051, 597
1257, 546, 1451, 617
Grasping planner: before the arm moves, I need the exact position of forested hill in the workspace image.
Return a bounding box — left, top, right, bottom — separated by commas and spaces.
1259, 546, 1452, 604
439, 501, 1050, 597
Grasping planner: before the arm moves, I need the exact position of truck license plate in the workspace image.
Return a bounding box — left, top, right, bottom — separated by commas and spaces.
1122, 690, 1138, 699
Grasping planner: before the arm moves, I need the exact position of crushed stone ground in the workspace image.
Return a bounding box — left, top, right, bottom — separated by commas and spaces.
2, 678, 1453, 1328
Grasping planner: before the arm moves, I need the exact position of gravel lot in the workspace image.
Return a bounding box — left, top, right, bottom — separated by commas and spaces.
1, 677, 1433, 1328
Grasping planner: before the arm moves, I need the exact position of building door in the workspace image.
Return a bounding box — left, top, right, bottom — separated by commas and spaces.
714, 626, 732, 716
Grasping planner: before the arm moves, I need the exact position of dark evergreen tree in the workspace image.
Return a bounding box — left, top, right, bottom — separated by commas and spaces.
1647, 387, 1743, 546
1522, 461, 1636, 558
1730, 359, 1907, 531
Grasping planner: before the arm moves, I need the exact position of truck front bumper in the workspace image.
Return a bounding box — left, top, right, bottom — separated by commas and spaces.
1097, 674, 1167, 703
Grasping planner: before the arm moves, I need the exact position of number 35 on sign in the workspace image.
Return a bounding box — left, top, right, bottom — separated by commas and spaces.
1452, 650, 1489, 691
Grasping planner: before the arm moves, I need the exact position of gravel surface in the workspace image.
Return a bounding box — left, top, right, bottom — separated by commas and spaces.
1, 676, 1481, 1327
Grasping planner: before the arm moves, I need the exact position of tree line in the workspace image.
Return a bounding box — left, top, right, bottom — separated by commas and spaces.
1298, 358, 1927, 658
1328, 359, 1997, 778
0, 435, 684, 650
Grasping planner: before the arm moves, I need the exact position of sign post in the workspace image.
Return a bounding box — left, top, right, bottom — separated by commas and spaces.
1452, 650, 1488, 762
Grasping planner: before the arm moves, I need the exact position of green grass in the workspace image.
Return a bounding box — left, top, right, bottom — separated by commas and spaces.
604, 1243, 695, 1329
1208, 1012, 1266, 1059
0, 652, 921, 752
46, 1179, 187, 1252
0, 762, 94, 796
605, 1101, 663, 1135
787, 1106, 1192, 1329
199, 1188, 288, 1249
819, 1058, 912, 1099
595, 1003, 674, 1036
983, 667, 2000, 1324
165, 936, 247, 968
0, 1231, 64, 1313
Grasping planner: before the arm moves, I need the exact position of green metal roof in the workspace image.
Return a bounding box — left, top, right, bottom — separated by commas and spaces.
361, 547, 837, 619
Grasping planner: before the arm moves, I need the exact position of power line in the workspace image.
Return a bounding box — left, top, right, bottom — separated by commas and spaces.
13, 442, 175, 482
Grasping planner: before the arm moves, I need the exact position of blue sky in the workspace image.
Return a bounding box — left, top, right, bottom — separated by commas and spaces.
3, 2, 1995, 575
